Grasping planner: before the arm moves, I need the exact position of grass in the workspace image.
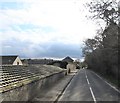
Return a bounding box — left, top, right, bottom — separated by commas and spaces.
103, 75, 120, 89
96, 72, 120, 90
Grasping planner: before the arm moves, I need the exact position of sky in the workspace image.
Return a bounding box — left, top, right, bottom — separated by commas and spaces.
0, 0, 101, 60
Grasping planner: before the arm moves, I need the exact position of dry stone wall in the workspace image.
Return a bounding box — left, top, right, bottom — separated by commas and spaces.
0, 65, 65, 102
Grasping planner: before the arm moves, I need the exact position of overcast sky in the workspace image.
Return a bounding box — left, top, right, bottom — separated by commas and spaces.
0, 0, 101, 60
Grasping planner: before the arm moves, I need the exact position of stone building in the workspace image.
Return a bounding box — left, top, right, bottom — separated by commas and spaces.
66, 62, 77, 74
0, 55, 23, 66
62, 56, 78, 74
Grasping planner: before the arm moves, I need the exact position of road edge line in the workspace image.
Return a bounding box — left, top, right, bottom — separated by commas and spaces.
54, 70, 79, 103
91, 70, 120, 94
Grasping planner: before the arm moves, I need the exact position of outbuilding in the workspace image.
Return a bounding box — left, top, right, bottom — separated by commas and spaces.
0, 55, 23, 66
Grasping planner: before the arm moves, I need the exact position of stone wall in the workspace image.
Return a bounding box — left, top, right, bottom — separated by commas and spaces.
0, 65, 66, 102
0, 71, 65, 102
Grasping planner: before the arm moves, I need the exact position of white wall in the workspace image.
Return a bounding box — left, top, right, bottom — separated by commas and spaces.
66, 63, 76, 74
13, 57, 23, 65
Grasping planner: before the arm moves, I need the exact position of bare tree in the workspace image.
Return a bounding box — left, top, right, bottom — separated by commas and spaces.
82, 0, 119, 86
86, 0, 119, 25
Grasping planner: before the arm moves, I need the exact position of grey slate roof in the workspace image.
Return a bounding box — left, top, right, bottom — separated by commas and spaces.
0, 55, 18, 65
62, 56, 74, 62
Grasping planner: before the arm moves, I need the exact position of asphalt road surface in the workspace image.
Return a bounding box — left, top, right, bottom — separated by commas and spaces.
58, 69, 120, 102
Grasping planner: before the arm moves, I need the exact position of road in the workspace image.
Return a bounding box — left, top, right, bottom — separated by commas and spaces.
58, 69, 120, 102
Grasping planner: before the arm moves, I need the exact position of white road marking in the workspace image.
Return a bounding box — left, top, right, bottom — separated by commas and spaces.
85, 70, 97, 103
86, 78, 90, 85
91, 71, 120, 94
89, 87, 96, 103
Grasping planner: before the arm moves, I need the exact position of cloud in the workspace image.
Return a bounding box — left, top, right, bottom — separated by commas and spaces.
0, 0, 99, 59
1, 38, 82, 58
39, 42, 82, 58
10, 23, 56, 33
0, 2, 26, 10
